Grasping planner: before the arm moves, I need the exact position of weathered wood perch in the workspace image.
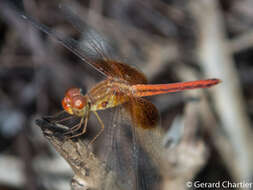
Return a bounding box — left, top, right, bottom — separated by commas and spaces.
35, 118, 122, 190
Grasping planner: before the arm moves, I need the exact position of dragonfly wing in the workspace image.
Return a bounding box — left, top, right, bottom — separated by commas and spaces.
124, 97, 160, 129
59, 4, 148, 85
93, 106, 138, 190
22, 14, 148, 84
20, 15, 106, 77
109, 61, 148, 84
60, 6, 148, 84
123, 98, 168, 189
96, 98, 165, 189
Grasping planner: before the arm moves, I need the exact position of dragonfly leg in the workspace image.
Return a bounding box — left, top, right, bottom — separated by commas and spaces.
45, 110, 72, 123
55, 115, 74, 123
63, 116, 84, 135
65, 116, 88, 138
89, 111, 104, 145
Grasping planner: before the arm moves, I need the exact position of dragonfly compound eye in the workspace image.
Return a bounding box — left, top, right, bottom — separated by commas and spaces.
72, 95, 87, 110
65, 88, 82, 98
62, 96, 73, 115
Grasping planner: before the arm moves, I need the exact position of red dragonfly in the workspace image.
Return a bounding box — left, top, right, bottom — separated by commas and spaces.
21, 14, 220, 144
21, 8, 221, 190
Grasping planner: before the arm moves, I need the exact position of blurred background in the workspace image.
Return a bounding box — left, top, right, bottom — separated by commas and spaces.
0, 0, 252, 189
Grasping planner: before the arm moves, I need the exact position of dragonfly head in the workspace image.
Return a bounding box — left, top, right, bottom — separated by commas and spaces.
62, 88, 89, 117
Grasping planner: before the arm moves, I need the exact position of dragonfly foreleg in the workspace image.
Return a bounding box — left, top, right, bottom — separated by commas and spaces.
63, 116, 84, 135
64, 115, 88, 138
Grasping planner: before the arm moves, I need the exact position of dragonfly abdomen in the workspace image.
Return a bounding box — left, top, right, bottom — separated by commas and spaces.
132, 79, 221, 97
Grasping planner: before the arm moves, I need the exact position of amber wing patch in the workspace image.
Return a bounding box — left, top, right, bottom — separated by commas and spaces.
124, 97, 160, 129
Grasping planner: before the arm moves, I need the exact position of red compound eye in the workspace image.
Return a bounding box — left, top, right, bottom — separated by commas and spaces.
62, 96, 73, 114
65, 88, 81, 98
72, 95, 87, 109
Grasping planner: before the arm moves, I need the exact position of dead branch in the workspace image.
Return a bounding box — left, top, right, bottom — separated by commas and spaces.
35, 118, 122, 190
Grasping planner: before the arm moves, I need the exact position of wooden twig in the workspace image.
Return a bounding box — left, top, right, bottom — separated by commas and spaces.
35, 118, 122, 190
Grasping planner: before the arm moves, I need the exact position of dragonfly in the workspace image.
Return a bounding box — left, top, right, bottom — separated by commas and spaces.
21, 13, 220, 145
21, 8, 220, 190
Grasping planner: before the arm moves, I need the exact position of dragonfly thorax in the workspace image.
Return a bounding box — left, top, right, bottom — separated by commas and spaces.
62, 88, 89, 117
